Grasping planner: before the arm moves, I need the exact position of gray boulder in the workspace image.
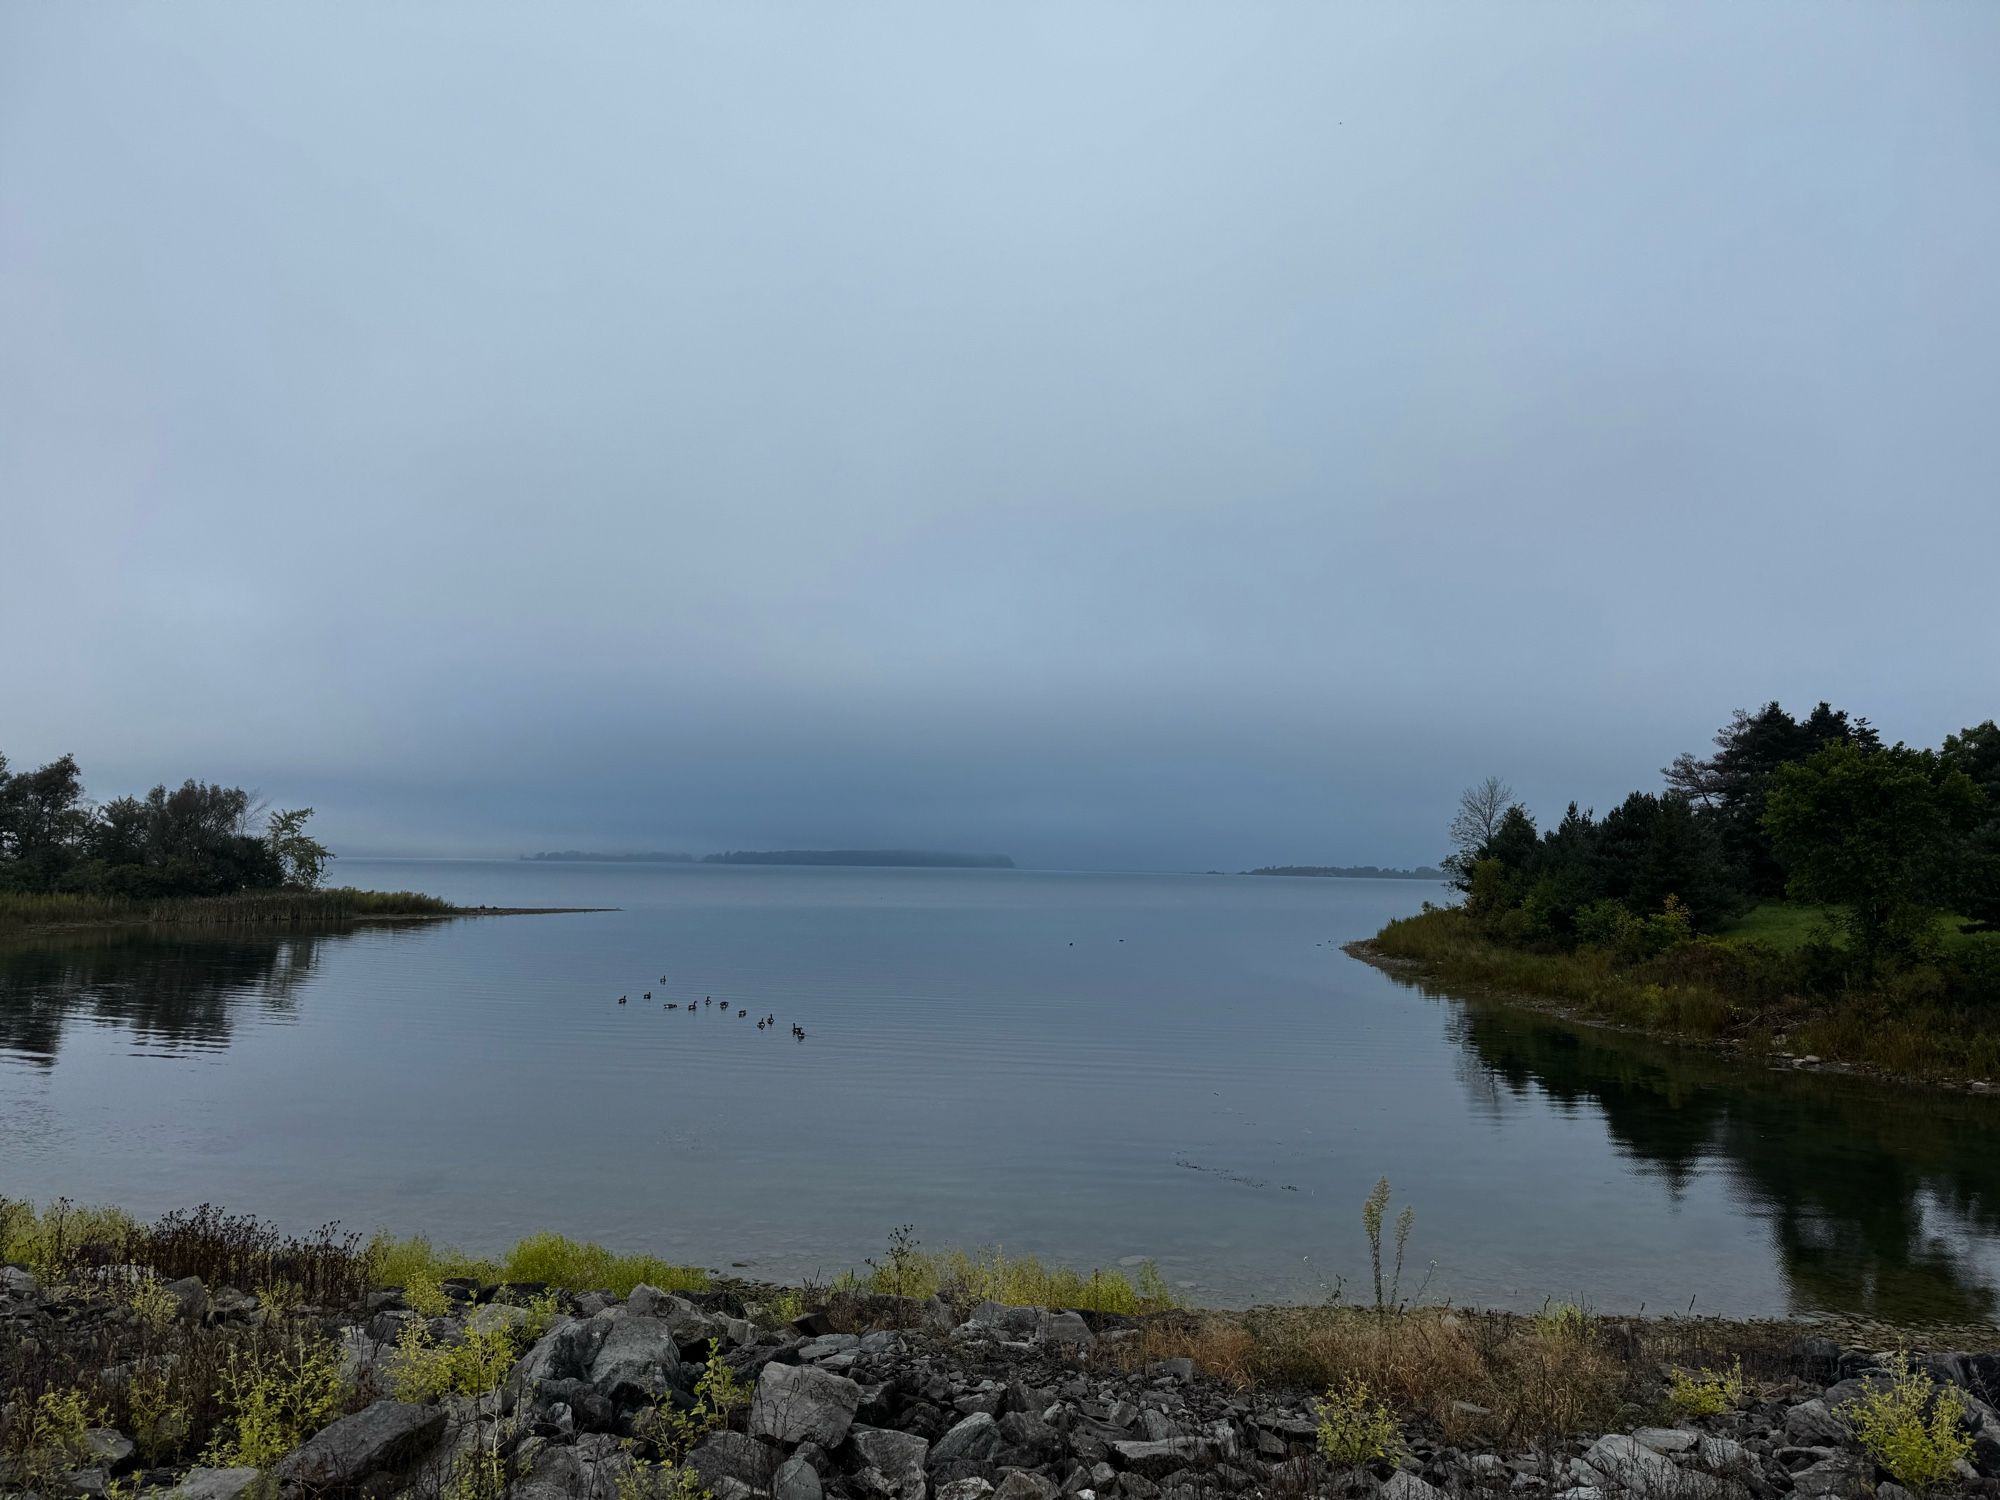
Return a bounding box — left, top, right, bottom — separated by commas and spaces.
935, 1482, 995, 1500
1109, 1439, 1211, 1478
1784, 1399, 1848, 1448
848, 1427, 930, 1500
1379, 1475, 1446, 1500
163, 1276, 209, 1323
689, 1431, 782, 1492
1, 1265, 39, 1296
992, 1475, 1058, 1500
930, 1413, 1005, 1468
168, 1469, 262, 1500
751, 1361, 864, 1448
774, 1455, 824, 1500
1789, 1456, 1866, 1499
273, 1400, 446, 1494
587, 1309, 686, 1404
1036, 1312, 1094, 1348
82, 1430, 134, 1474
507, 1433, 634, 1500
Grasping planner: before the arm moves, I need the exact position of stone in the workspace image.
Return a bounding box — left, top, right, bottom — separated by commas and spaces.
1692, 1435, 1748, 1468
849, 1426, 931, 1499
1143, 1360, 1193, 1383
931, 1413, 1006, 1468
1108, 1440, 1211, 1479
163, 1276, 209, 1323
507, 1435, 634, 1500
936, 1483, 996, 1500
1037, 1312, 1095, 1347
1629, 1427, 1696, 1455
1380, 1474, 1446, 1500
1138, 1411, 1177, 1442
1788, 1456, 1864, 1499
586, 1309, 686, 1404
968, 1301, 1042, 1337
999, 1411, 1065, 1467
273, 1400, 446, 1494
711, 1480, 756, 1500
688, 1431, 781, 1492
466, 1302, 528, 1338
751, 1360, 864, 1448
82, 1430, 135, 1473
775, 1455, 824, 1500
1576, 1435, 1712, 1499
2, 1265, 40, 1295
994, 1474, 1060, 1500
61, 1470, 108, 1497
168, 1468, 263, 1500
1783, 1399, 1847, 1447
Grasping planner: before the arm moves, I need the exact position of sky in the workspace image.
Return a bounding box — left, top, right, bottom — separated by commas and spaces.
3, 4, 1998, 872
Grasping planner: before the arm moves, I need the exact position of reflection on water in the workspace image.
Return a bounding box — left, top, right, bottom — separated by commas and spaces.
1421, 975, 2000, 1325
0, 927, 335, 1065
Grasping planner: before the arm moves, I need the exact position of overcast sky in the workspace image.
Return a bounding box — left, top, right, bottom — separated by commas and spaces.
3, 4, 1997, 871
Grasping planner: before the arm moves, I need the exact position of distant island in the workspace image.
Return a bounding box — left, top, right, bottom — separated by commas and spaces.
522, 851, 695, 863
522, 848, 1015, 869
1247, 864, 1446, 880
703, 849, 1015, 868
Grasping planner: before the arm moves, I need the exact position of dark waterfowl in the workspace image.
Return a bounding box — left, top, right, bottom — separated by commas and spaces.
643, 991, 652, 999
617, 995, 626, 1004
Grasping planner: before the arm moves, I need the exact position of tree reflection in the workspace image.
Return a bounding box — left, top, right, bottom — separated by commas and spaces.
1396, 969, 2000, 1324
0, 927, 345, 1065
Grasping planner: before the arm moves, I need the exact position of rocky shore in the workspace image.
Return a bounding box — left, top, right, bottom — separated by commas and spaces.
5, 1263, 1999, 1500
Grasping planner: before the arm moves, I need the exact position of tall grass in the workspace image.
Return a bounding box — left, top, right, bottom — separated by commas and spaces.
832, 1243, 1180, 1315
367, 1230, 710, 1297
0, 887, 459, 933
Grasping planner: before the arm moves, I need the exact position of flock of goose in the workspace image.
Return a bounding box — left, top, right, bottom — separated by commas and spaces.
616, 981, 806, 1038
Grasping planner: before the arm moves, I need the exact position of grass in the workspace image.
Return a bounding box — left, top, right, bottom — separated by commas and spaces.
1717, 902, 1996, 955
368, 1229, 711, 1298
0, 887, 461, 933
829, 1239, 1181, 1315
1364, 906, 2000, 1082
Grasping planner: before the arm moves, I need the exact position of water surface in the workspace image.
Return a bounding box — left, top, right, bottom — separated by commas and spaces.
3, 860, 1997, 1321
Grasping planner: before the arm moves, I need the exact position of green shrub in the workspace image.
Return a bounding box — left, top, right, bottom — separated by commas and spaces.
12, 1389, 102, 1492
202, 1334, 349, 1468
1666, 1357, 1744, 1418
1316, 1378, 1399, 1466
1840, 1353, 1974, 1491
1530, 1300, 1596, 1344
388, 1320, 516, 1402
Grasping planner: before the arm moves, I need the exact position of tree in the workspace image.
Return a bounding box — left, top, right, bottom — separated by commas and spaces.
267, 808, 333, 889
1763, 742, 1984, 968
1942, 721, 2000, 933
1445, 776, 1518, 889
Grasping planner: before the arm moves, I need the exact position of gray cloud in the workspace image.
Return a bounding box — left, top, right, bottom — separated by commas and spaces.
4, 3, 1997, 869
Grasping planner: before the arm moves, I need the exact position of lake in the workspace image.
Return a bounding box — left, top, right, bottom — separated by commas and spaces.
4, 860, 1998, 1323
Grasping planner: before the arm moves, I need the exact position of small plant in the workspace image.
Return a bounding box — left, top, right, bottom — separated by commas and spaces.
1531, 1299, 1597, 1344
445, 1419, 525, 1500
388, 1319, 517, 1402
128, 1277, 180, 1335
255, 1280, 306, 1317
1361, 1178, 1416, 1311
616, 1458, 708, 1500
517, 1289, 563, 1343
635, 1341, 745, 1463
765, 1288, 804, 1325
1840, 1353, 1974, 1491
1316, 1377, 1400, 1467
127, 1369, 192, 1466
202, 1333, 350, 1468
14, 1388, 103, 1492
402, 1270, 453, 1319
865, 1225, 923, 1300
1666, 1357, 1745, 1418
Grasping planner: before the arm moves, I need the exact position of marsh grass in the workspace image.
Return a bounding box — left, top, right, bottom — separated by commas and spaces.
0, 887, 459, 933
1367, 907, 2000, 1080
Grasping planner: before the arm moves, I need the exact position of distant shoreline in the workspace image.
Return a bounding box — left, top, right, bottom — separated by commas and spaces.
0, 888, 609, 937
523, 848, 1016, 869
1246, 864, 1445, 880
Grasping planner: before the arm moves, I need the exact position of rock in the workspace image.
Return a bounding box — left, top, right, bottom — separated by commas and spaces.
1788, 1456, 1864, 1499
61, 1469, 108, 1496
1037, 1312, 1094, 1348
1692, 1435, 1748, 1468
968, 1302, 1042, 1337
504, 1315, 600, 1410
1108, 1440, 1211, 1478
999, 1411, 1066, 1467
168, 1468, 263, 1500
586, 1309, 686, 1405
849, 1426, 930, 1499
1137, 1412, 1177, 1442
1783, 1399, 1847, 1447
688, 1431, 781, 1492
1143, 1360, 1193, 1383
1576, 1435, 1711, 1498
931, 1413, 1006, 1468
82, 1430, 135, 1473
1629, 1427, 1696, 1455
273, 1400, 446, 1494
712, 1480, 757, 1500
993, 1474, 1060, 1500
626, 1283, 673, 1317
936, 1483, 995, 1500
507, 1433, 634, 1500
163, 1276, 209, 1323
467, 1302, 528, 1338
751, 1360, 864, 1448
2, 1265, 40, 1295
1380, 1474, 1446, 1500
775, 1456, 824, 1500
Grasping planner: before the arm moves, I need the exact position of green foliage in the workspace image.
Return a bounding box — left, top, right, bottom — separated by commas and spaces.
126, 1369, 191, 1466
127, 1278, 180, 1335
402, 1269, 454, 1319
1839, 1353, 1974, 1491
763, 1288, 804, 1325
388, 1319, 516, 1402
835, 1238, 1180, 1315
10, 1388, 102, 1492
1530, 1300, 1596, 1344
635, 1340, 743, 1465
616, 1458, 708, 1500
202, 1334, 349, 1469
0, 1198, 142, 1282
366, 1230, 708, 1299
265, 808, 333, 891
1361, 1178, 1416, 1312
1666, 1357, 1743, 1417
1315, 1378, 1400, 1466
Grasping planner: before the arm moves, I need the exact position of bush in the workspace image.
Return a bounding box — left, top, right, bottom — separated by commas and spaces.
1666, 1357, 1744, 1418
202, 1334, 350, 1469
1316, 1378, 1399, 1466
388, 1320, 516, 1402
1840, 1353, 1974, 1491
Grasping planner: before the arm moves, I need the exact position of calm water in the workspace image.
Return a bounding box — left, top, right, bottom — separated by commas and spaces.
4, 860, 1999, 1323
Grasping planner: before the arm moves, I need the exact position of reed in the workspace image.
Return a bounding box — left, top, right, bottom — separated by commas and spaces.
0, 886, 460, 933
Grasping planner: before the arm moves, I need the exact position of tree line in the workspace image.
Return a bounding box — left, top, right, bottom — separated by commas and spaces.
1445, 702, 2000, 980
0, 751, 332, 898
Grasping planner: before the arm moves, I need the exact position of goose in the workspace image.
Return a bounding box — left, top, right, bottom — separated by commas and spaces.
617, 995, 627, 1005
756, 1020, 766, 1030
737, 1008, 747, 1018
666, 1002, 678, 1010
643, 991, 652, 999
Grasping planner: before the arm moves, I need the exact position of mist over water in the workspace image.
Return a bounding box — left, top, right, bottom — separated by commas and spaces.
5, 860, 1998, 1320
